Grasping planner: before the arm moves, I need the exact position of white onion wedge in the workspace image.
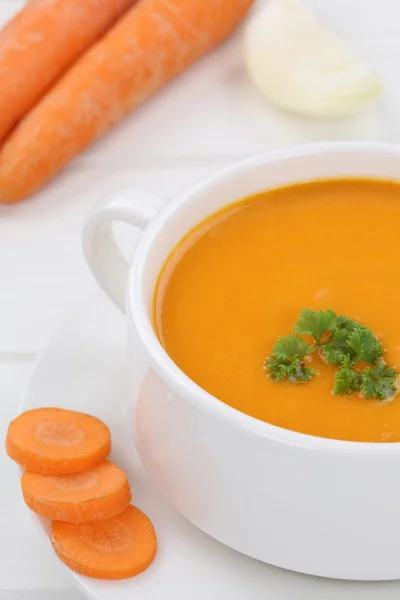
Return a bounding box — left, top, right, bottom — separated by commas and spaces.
245, 0, 382, 118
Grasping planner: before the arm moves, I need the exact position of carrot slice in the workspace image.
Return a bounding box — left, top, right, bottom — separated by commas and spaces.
0, 0, 137, 144
51, 505, 157, 579
6, 408, 111, 475
21, 460, 131, 523
0, 0, 254, 202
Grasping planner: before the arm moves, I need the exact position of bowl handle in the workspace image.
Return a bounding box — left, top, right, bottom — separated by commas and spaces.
82, 189, 165, 313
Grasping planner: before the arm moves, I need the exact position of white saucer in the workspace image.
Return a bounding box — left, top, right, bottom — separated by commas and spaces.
21, 291, 400, 600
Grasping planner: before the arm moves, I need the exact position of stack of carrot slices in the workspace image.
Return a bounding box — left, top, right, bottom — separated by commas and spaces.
6, 407, 157, 580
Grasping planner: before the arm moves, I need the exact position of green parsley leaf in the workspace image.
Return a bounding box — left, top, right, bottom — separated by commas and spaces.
294, 308, 337, 344
346, 327, 383, 365
265, 355, 292, 383
335, 314, 359, 332
361, 362, 398, 400
322, 328, 349, 365
272, 334, 315, 360
265, 355, 316, 383
333, 355, 362, 395
266, 334, 316, 383
334, 314, 348, 329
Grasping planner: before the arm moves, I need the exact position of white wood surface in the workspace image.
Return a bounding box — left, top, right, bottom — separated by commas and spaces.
2, 0, 400, 597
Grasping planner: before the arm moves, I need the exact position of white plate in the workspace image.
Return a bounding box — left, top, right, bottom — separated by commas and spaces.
20, 291, 400, 600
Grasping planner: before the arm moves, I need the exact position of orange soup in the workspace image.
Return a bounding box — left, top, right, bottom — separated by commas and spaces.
153, 179, 400, 442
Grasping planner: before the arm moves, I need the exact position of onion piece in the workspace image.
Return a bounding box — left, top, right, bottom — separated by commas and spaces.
245, 0, 382, 118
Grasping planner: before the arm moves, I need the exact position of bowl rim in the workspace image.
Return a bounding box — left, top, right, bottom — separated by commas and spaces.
128, 140, 400, 454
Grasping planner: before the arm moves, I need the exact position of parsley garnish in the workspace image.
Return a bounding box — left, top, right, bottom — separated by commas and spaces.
265, 309, 398, 401
346, 327, 383, 364
265, 335, 315, 383
322, 328, 349, 365
294, 308, 337, 345
361, 363, 398, 400
333, 355, 362, 395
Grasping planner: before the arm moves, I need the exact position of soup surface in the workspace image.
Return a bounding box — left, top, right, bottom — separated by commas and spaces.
153, 179, 400, 442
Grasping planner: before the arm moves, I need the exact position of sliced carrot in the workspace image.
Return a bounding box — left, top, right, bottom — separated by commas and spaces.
51, 505, 157, 579
6, 408, 111, 475
0, 0, 137, 144
21, 460, 131, 523
0, 0, 254, 202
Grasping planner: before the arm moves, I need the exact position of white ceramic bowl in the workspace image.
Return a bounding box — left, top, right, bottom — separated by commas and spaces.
83, 142, 400, 581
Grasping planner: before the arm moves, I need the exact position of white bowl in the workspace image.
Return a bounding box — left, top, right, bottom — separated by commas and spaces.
83, 142, 400, 580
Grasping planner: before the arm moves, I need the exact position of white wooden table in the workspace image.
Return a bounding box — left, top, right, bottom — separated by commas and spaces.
1, 0, 400, 597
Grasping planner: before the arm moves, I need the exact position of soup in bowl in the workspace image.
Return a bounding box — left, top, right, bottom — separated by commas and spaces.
154, 177, 400, 443
83, 143, 400, 581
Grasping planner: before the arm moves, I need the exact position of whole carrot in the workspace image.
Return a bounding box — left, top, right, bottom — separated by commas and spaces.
0, 0, 254, 203
0, 0, 137, 144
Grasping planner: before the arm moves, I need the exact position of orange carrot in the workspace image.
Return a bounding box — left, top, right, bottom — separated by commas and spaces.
0, 0, 254, 202
0, 0, 137, 144
21, 460, 131, 523
51, 505, 157, 579
6, 408, 111, 475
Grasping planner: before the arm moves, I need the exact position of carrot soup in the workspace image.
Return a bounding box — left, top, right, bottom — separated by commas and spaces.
153, 178, 400, 442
